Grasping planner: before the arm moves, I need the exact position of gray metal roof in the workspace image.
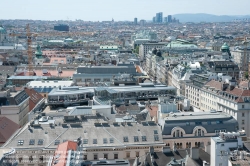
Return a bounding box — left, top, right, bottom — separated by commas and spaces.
49, 85, 176, 96
76, 66, 136, 74
3, 118, 164, 150
161, 112, 238, 135
8, 76, 48, 80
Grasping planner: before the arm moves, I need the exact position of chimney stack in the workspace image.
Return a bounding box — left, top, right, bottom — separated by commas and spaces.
190, 147, 199, 160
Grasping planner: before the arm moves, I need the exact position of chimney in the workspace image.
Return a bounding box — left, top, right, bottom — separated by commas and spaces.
190, 147, 199, 160
162, 147, 171, 153
149, 146, 154, 155
203, 161, 209, 166
221, 83, 229, 91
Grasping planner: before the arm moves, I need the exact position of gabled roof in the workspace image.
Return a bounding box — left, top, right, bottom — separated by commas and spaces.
205, 80, 250, 103
52, 141, 78, 166
24, 87, 44, 111
0, 117, 19, 143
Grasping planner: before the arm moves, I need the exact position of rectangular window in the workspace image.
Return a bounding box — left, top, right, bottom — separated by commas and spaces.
29, 139, 35, 145
123, 136, 129, 142
83, 139, 88, 144
38, 139, 43, 145
216, 121, 223, 124
103, 138, 107, 144
195, 122, 202, 125
93, 139, 97, 144
142, 136, 147, 141
242, 105, 245, 109
94, 154, 98, 160
84, 155, 87, 160
134, 136, 139, 142
104, 154, 108, 159
242, 120, 245, 125
215, 130, 220, 135
110, 138, 114, 143
242, 113, 245, 117
126, 152, 130, 158
154, 135, 159, 141
136, 151, 140, 157
54, 140, 60, 145
114, 154, 118, 159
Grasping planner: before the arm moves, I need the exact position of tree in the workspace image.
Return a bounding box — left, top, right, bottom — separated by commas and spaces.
133, 46, 139, 54
245, 72, 249, 79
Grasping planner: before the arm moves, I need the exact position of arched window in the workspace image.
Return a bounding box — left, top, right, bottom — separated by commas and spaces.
193, 127, 207, 137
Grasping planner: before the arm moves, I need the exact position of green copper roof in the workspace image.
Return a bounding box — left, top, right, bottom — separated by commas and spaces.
0, 27, 6, 34
221, 43, 229, 50
35, 45, 43, 58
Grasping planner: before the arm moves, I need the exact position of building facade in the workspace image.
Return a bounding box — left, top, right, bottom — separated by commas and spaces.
158, 112, 238, 152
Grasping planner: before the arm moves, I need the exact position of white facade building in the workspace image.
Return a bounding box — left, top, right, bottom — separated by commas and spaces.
139, 42, 167, 60
210, 132, 245, 166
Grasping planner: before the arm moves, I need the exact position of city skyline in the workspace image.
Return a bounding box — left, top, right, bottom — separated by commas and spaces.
1, 0, 250, 21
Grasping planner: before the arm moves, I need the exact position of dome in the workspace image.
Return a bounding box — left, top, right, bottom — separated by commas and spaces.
152, 48, 157, 55
221, 43, 229, 50
0, 27, 6, 34
156, 50, 162, 57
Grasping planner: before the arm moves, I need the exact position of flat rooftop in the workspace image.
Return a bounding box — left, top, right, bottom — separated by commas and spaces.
164, 112, 232, 121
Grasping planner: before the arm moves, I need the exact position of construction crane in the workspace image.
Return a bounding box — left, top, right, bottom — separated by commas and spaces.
26, 24, 35, 75
242, 36, 249, 72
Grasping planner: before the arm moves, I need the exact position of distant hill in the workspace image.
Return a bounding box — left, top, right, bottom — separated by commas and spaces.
173, 13, 250, 23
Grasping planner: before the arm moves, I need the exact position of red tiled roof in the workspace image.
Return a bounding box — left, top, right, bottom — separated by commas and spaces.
0, 117, 19, 143
136, 65, 142, 73
34, 70, 74, 78
52, 141, 78, 166
205, 80, 250, 103
24, 87, 44, 111
146, 105, 158, 118
239, 80, 249, 88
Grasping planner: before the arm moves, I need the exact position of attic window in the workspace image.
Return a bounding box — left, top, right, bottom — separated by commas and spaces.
38, 139, 43, 145
123, 136, 129, 142
93, 139, 97, 144
83, 139, 88, 144
18, 140, 24, 146
110, 138, 114, 143
134, 136, 139, 142
142, 136, 147, 141
54, 140, 60, 145
29, 139, 35, 145
103, 138, 108, 144
154, 135, 159, 141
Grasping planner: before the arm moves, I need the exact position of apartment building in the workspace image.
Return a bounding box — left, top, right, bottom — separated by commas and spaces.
211, 132, 246, 166
231, 47, 250, 71
158, 112, 238, 152
139, 42, 167, 60
2, 114, 164, 166
0, 90, 30, 126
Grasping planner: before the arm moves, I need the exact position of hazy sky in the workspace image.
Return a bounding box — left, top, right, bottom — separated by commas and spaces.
1, 0, 250, 21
